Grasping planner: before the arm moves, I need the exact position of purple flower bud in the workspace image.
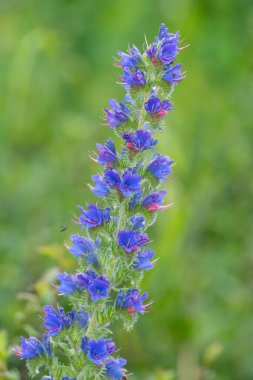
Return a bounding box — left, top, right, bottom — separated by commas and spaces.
133, 248, 155, 270
104, 99, 130, 128
146, 43, 157, 58
78, 204, 110, 229
147, 154, 173, 180
105, 358, 127, 379
158, 23, 169, 40
118, 230, 149, 252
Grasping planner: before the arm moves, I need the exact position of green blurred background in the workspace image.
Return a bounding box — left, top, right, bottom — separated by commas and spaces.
1, 0, 253, 379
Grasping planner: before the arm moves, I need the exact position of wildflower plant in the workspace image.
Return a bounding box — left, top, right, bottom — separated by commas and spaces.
14, 24, 186, 380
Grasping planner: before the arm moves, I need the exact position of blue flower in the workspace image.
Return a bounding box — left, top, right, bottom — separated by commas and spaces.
158, 23, 169, 40
116, 289, 149, 314
117, 44, 141, 68
81, 337, 116, 365
43, 305, 74, 336
122, 67, 146, 87
158, 24, 180, 44
96, 140, 117, 166
157, 43, 178, 64
118, 230, 149, 252
57, 272, 78, 295
104, 169, 121, 188
129, 214, 145, 230
133, 248, 155, 270
105, 358, 127, 379
104, 168, 142, 197
91, 174, 110, 197
142, 190, 167, 212
68, 235, 99, 267
78, 204, 110, 229
88, 275, 110, 302
77, 270, 97, 289
68, 235, 94, 257
74, 310, 90, 328
163, 64, 184, 84
14, 337, 45, 359
145, 96, 172, 117
104, 99, 130, 128
146, 43, 157, 58
77, 270, 110, 302
119, 168, 142, 197
147, 154, 173, 180
122, 130, 157, 152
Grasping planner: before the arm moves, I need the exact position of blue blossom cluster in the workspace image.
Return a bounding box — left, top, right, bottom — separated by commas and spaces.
15, 23, 186, 380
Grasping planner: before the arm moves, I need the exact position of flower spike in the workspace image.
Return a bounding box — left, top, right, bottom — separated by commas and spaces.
15, 23, 187, 379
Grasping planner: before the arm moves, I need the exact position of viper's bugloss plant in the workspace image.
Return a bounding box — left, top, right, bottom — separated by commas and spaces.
14, 23, 186, 380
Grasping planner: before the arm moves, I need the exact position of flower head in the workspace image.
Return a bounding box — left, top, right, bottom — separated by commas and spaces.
92, 174, 110, 197
122, 130, 157, 152
147, 154, 173, 180
122, 67, 146, 87
117, 45, 141, 68
88, 275, 110, 301
163, 64, 184, 84
133, 248, 155, 270
105, 358, 127, 379
105, 99, 130, 128
104, 168, 142, 197
43, 305, 74, 336
14, 337, 45, 360
68, 235, 99, 267
57, 272, 78, 295
157, 43, 178, 64
76, 270, 97, 289
119, 168, 142, 197
145, 96, 172, 118
77, 270, 110, 302
96, 140, 117, 167
116, 289, 149, 314
129, 214, 145, 230
78, 204, 110, 229
81, 337, 116, 365
142, 190, 167, 212
118, 230, 149, 252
